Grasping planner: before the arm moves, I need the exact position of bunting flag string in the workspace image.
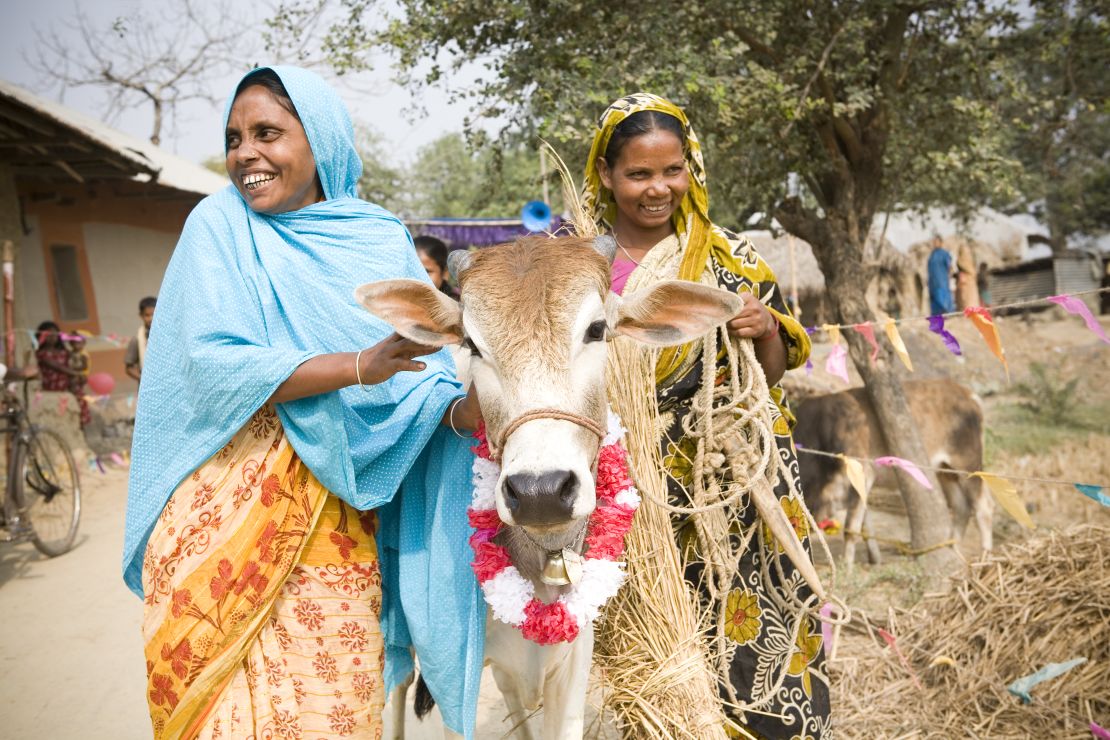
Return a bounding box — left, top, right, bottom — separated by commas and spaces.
800, 288, 1107, 384
804, 287, 1109, 332
794, 446, 1108, 525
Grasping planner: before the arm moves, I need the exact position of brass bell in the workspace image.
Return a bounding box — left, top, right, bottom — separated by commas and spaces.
540, 551, 571, 586
540, 548, 584, 586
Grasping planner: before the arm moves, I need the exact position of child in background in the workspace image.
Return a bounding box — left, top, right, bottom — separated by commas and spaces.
34, 321, 91, 428
66, 335, 90, 394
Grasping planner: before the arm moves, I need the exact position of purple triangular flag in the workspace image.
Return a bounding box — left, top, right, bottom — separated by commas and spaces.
927, 315, 962, 356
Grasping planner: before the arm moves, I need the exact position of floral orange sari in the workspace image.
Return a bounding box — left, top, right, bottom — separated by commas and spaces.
141, 406, 385, 739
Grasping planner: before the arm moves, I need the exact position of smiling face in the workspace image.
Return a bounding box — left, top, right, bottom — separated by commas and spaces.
225, 86, 322, 215
596, 129, 690, 239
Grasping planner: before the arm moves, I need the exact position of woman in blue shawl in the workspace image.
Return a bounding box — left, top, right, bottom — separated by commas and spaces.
123, 67, 485, 739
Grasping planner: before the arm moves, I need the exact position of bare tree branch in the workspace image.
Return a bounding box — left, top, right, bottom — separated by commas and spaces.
25, 0, 258, 145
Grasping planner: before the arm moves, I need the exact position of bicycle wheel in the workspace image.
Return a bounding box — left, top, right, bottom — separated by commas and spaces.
19, 429, 81, 556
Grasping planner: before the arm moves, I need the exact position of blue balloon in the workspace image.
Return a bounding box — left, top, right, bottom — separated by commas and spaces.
521, 200, 552, 232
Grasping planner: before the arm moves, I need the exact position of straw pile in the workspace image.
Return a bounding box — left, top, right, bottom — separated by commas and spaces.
595, 338, 728, 739
833, 524, 1110, 739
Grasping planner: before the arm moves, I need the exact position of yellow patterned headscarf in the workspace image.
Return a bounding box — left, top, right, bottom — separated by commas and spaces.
582, 93, 716, 285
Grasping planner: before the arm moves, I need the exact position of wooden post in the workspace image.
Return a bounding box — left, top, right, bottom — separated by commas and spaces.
539, 147, 550, 207
2, 240, 14, 371
2, 239, 13, 478
788, 233, 800, 321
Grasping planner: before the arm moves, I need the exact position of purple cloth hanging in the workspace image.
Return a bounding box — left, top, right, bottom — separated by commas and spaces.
407, 217, 564, 251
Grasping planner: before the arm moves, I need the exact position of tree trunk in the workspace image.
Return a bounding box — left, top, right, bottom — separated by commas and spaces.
1045, 202, 1069, 256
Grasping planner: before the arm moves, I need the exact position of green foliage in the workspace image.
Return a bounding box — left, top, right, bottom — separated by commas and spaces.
354, 125, 405, 212
323, 1, 1027, 245
406, 133, 554, 218
984, 383, 1108, 465
339, 127, 554, 218
835, 559, 929, 612
1012, 362, 1081, 424
995, 1, 1110, 251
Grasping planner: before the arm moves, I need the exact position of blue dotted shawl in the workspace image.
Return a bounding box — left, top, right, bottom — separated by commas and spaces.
122, 66, 484, 737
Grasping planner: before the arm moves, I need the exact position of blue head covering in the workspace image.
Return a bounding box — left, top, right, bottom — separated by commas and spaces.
122, 66, 484, 737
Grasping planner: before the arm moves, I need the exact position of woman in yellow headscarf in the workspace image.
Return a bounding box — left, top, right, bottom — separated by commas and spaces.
584, 93, 829, 738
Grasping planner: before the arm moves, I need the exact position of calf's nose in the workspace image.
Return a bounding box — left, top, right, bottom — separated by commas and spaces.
502, 470, 579, 525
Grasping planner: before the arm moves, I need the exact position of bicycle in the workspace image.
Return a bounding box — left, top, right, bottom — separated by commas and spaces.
0, 367, 82, 556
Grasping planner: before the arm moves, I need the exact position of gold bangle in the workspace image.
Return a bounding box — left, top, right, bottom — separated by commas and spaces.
355, 349, 371, 392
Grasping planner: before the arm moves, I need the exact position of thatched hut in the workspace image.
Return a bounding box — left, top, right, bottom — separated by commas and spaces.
745, 230, 924, 325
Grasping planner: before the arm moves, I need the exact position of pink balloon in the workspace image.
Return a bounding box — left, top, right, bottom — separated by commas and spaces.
87, 372, 115, 396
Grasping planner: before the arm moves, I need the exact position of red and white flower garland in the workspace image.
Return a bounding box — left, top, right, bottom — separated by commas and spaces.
468, 411, 640, 645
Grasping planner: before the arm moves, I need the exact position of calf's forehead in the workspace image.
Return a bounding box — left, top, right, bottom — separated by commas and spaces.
460, 238, 609, 370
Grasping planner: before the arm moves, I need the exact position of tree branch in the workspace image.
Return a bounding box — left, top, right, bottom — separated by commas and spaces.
818, 73, 864, 165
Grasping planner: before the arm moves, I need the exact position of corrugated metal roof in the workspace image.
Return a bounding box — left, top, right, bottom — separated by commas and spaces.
1053, 254, 1101, 295
0, 78, 225, 196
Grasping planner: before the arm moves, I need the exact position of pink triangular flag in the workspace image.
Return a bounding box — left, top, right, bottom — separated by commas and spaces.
820, 602, 836, 657
874, 455, 933, 490
852, 323, 880, 364
825, 343, 850, 384
1048, 295, 1109, 344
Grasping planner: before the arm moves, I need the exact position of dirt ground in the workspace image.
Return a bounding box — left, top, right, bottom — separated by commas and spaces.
1, 309, 1106, 738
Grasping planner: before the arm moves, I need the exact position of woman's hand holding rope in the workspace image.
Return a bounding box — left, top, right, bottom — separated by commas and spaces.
726, 293, 787, 386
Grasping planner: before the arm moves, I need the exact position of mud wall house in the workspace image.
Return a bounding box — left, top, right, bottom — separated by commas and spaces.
0, 79, 224, 393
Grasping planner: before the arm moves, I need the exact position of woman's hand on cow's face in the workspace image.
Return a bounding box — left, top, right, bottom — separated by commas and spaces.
359, 333, 438, 385
726, 293, 776, 340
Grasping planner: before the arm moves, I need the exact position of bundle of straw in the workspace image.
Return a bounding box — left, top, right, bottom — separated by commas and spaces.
596, 337, 729, 738
834, 524, 1110, 739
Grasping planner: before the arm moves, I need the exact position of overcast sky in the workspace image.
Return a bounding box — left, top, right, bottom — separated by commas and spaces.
1, 0, 479, 167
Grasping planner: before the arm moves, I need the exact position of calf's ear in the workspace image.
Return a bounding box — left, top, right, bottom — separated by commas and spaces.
354, 279, 464, 346
612, 280, 744, 346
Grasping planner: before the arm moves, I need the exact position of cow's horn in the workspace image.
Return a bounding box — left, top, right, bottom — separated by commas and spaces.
724, 439, 827, 601
447, 249, 473, 283
592, 234, 617, 264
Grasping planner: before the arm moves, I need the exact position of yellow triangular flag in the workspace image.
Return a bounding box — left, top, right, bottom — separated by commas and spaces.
822, 323, 842, 345
838, 454, 869, 506
883, 319, 913, 371
971, 472, 1033, 529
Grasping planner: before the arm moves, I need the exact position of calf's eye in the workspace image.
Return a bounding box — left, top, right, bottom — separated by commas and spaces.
584, 320, 607, 343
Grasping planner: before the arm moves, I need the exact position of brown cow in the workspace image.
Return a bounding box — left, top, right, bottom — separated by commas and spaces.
794, 378, 992, 566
